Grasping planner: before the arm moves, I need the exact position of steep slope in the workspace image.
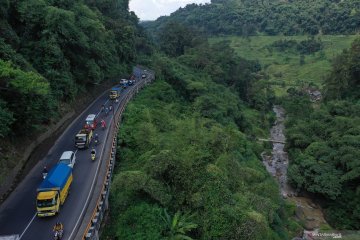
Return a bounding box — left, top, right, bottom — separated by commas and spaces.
284, 38, 360, 229
0, 0, 144, 188
102, 27, 301, 239
144, 0, 360, 36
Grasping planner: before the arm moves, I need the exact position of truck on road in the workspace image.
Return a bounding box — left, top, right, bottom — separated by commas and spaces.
75, 128, 93, 149
36, 163, 73, 217
84, 114, 97, 130
109, 86, 121, 99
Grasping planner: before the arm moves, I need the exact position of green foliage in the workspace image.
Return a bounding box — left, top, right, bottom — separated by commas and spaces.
283, 38, 360, 228
144, 0, 360, 37
103, 202, 166, 240
324, 38, 360, 100
0, 60, 49, 95
162, 210, 197, 240
0, 0, 144, 138
211, 35, 357, 96
271, 38, 323, 55
0, 100, 14, 137
158, 22, 197, 57
105, 46, 289, 238
0, 60, 55, 132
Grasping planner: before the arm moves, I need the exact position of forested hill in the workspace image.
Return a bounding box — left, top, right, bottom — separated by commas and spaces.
144, 0, 360, 36
283, 37, 360, 229
0, 0, 141, 138
0, 0, 152, 186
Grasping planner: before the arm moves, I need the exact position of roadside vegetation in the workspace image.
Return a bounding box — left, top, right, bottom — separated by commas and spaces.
103, 0, 360, 238
1, 0, 359, 238
102, 27, 302, 239
0, 0, 146, 185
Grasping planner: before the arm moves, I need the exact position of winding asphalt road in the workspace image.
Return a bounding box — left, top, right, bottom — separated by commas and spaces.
0, 70, 146, 240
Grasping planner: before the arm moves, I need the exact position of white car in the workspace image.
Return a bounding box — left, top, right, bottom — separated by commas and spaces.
58, 151, 76, 168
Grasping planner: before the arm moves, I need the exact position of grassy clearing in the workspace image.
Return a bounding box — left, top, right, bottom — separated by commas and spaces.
210, 35, 358, 96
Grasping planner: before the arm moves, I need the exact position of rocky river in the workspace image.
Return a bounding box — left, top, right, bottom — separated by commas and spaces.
262, 105, 328, 239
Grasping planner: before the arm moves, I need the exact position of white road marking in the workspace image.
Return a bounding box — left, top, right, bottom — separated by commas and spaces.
67, 123, 107, 240
19, 213, 37, 239
95, 99, 111, 118
11, 88, 121, 240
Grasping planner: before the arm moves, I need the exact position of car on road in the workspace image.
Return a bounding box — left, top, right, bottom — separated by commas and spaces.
141, 73, 146, 79
120, 79, 129, 88
58, 151, 76, 168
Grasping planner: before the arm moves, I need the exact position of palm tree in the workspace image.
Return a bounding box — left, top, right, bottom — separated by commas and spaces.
161, 209, 198, 240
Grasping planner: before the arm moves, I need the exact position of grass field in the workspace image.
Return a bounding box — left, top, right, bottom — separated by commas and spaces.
211, 35, 359, 96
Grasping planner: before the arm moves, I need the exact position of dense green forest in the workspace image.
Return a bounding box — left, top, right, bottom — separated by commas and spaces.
283, 38, 360, 229
1, 0, 359, 238
144, 0, 360, 36
0, 0, 150, 183
102, 26, 303, 239
0, 0, 139, 138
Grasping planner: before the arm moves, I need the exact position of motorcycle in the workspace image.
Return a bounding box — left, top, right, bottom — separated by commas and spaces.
53, 229, 63, 240
94, 138, 99, 146
91, 150, 96, 161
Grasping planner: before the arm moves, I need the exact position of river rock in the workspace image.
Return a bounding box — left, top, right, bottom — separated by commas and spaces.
295, 206, 305, 220
304, 220, 320, 230
309, 202, 318, 209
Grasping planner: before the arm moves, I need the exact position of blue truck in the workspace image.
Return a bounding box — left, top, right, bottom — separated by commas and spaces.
109, 86, 122, 99
36, 163, 73, 217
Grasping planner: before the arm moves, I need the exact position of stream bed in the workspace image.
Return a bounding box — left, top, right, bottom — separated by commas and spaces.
261, 105, 328, 238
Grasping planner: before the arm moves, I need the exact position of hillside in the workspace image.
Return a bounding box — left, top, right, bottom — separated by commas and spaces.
1, 0, 359, 238
211, 35, 358, 96
103, 37, 301, 239
144, 0, 360, 36
0, 0, 145, 186
283, 38, 360, 229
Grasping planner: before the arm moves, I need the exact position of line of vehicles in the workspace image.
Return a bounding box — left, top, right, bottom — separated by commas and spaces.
34, 76, 139, 239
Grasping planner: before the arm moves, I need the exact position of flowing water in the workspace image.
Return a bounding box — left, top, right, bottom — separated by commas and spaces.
262, 105, 328, 238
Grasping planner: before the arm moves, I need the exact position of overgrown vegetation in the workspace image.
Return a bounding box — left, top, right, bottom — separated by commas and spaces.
144, 0, 360, 37
211, 35, 358, 96
0, 0, 141, 137
102, 22, 303, 239
283, 38, 360, 229
270, 38, 323, 55
0, 0, 150, 184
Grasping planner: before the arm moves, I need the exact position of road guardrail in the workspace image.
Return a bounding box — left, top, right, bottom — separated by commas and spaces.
82, 68, 155, 240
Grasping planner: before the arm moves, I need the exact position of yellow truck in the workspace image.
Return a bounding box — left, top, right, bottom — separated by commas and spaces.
109, 86, 121, 99
36, 163, 73, 217
75, 128, 93, 149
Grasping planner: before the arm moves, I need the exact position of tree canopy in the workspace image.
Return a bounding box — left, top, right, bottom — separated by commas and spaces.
143, 0, 360, 37
284, 37, 360, 229
103, 23, 300, 239
0, 0, 143, 137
